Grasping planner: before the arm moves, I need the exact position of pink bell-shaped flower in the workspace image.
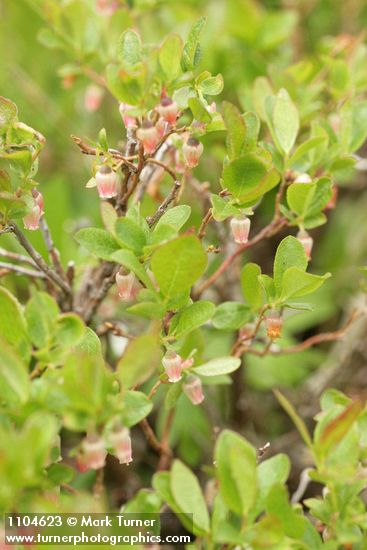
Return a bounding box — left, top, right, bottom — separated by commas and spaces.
230, 216, 251, 244
183, 375, 205, 405
157, 97, 179, 125
182, 137, 203, 168
95, 166, 118, 199
84, 84, 104, 112
297, 230, 313, 260
162, 350, 183, 383
109, 426, 132, 465
136, 121, 160, 154
76, 434, 107, 472
116, 271, 136, 301
265, 309, 283, 340
23, 189, 44, 231
119, 103, 137, 130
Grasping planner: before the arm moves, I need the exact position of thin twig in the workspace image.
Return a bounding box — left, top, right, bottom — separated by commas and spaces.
245, 310, 361, 357
0, 261, 46, 279
7, 223, 72, 295
145, 158, 177, 182
157, 409, 174, 471
0, 247, 38, 267
39, 217, 66, 280
198, 208, 213, 240
140, 419, 164, 455
147, 180, 181, 228
71, 135, 137, 171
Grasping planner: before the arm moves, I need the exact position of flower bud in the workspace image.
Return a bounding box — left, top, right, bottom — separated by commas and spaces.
157, 97, 179, 125
294, 173, 312, 184
230, 216, 251, 244
109, 426, 132, 465
174, 149, 186, 174
325, 185, 338, 210
119, 103, 137, 130
136, 121, 160, 154
116, 271, 136, 301
76, 434, 106, 472
181, 357, 194, 369
156, 117, 168, 139
297, 230, 313, 260
23, 189, 44, 231
84, 84, 104, 112
265, 309, 283, 340
96, 0, 119, 15
95, 166, 118, 199
183, 375, 204, 405
162, 350, 183, 383
182, 137, 203, 168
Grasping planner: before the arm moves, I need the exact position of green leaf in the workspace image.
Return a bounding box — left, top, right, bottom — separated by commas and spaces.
127, 301, 165, 319
111, 249, 154, 290
25, 291, 59, 349
181, 17, 206, 71
76, 327, 102, 358
153, 472, 196, 534
151, 235, 207, 298
222, 154, 266, 198
0, 96, 18, 131
215, 430, 257, 516
287, 182, 316, 217
117, 334, 162, 389
280, 267, 331, 301
106, 63, 145, 105
193, 357, 241, 377
315, 400, 362, 459
252, 77, 274, 121
0, 287, 30, 362
100, 201, 117, 235
273, 88, 299, 155
222, 155, 279, 204
119, 391, 153, 427
273, 236, 307, 294
0, 338, 29, 404
47, 464, 74, 486
188, 97, 212, 123
171, 460, 210, 534
118, 29, 142, 68
212, 302, 251, 330
273, 389, 313, 449
210, 194, 239, 221
199, 74, 224, 96
75, 227, 120, 260
256, 454, 290, 512
170, 301, 215, 338
266, 484, 306, 538
159, 34, 182, 81
155, 205, 191, 232
222, 101, 247, 160
288, 136, 328, 167
241, 263, 263, 310
115, 217, 147, 254
54, 313, 85, 347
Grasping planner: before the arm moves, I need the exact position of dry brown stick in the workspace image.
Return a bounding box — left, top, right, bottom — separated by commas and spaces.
198, 208, 213, 240
145, 158, 177, 182
140, 419, 164, 455
194, 218, 287, 298
0, 246, 38, 267
147, 179, 181, 228
157, 409, 175, 471
71, 134, 137, 171
8, 222, 72, 296
0, 261, 46, 279
39, 217, 66, 281
96, 321, 135, 340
